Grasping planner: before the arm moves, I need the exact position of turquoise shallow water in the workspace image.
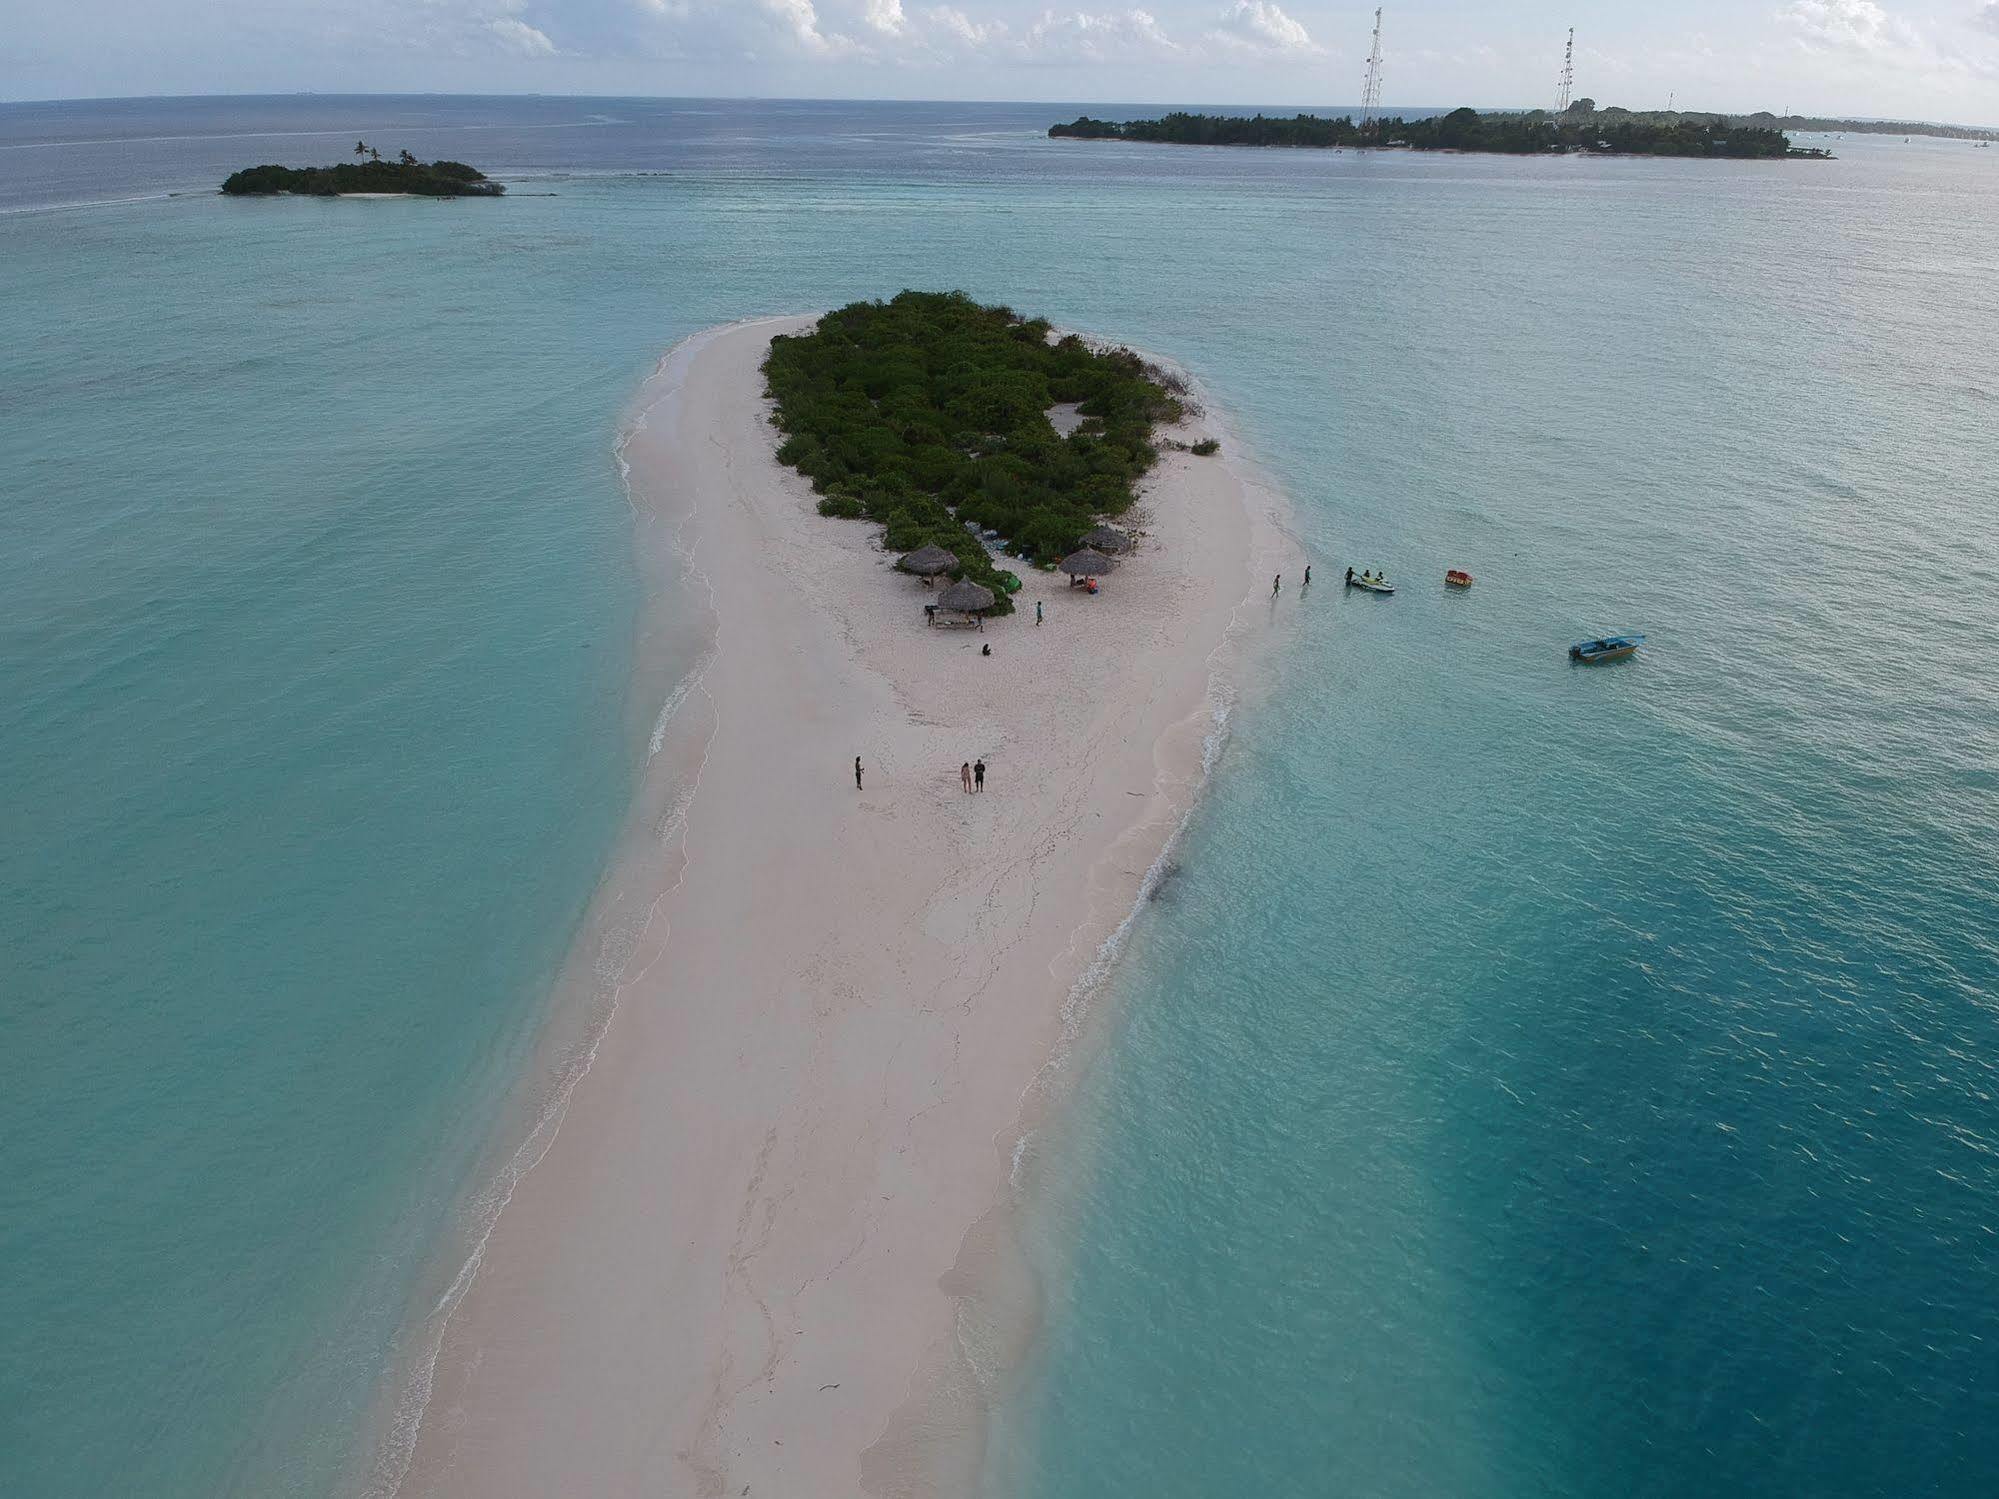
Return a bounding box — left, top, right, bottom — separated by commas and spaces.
988, 141, 1999, 1496
2, 98, 1996, 1497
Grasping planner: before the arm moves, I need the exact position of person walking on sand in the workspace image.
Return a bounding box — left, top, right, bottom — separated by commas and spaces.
855, 755, 863, 791
1036, 599, 1044, 626
961, 761, 973, 794
1273, 574, 1281, 596
1304, 565, 1312, 588
974, 758, 986, 792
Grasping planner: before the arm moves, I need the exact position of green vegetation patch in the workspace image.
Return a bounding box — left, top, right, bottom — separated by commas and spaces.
764, 291, 1184, 614
221, 157, 504, 197
1051, 107, 1809, 160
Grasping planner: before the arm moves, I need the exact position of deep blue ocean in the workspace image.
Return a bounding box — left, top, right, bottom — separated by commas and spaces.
3, 96, 1995, 1498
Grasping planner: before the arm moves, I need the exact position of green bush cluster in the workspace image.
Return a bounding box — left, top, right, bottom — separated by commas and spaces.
764, 291, 1182, 615
1191, 438, 1221, 456
220, 159, 504, 196
1050, 108, 1796, 160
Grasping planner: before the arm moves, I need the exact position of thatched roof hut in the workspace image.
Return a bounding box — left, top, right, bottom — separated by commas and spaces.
1079, 525, 1132, 555
1059, 548, 1117, 580
936, 579, 996, 613
897, 544, 957, 578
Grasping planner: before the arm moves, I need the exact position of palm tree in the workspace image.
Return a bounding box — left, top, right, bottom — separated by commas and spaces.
398, 149, 416, 166
354, 139, 368, 159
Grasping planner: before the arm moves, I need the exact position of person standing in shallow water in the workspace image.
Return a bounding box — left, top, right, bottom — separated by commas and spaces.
1303, 566, 1311, 588
961, 761, 973, 794
855, 755, 863, 791
974, 759, 986, 792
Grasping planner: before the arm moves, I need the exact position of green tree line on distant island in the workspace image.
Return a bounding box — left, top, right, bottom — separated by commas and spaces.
763, 291, 1186, 612
222, 146, 504, 197
1711, 110, 1997, 141
1051, 104, 1828, 160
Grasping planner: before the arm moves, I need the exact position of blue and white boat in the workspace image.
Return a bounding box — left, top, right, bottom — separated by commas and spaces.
1569, 634, 1645, 663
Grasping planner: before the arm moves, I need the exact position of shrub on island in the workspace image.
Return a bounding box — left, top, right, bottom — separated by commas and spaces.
220, 157, 504, 197
1049, 108, 1801, 159
765, 291, 1184, 615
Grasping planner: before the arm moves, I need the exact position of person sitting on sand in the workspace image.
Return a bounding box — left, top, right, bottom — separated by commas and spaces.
981, 643, 991, 657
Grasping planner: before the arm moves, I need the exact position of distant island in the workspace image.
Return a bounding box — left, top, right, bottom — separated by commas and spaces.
1052, 104, 1830, 160
1720, 111, 1998, 142
762, 291, 1186, 612
1519, 101, 1994, 143
222, 143, 503, 197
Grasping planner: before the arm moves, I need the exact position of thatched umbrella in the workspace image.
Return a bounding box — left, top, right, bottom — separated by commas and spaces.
937, 579, 996, 614
1079, 525, 1132, 555
1059, 548, 1117, 584
898, 544, 957, 579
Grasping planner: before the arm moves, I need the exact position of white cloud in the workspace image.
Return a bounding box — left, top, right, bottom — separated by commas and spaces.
486, 15, 557, 54
1207, 0, 1319, 54
624, 0, 877, 59
1976, 2, 1999, 36
928, 5, 1003, 46
1781, 0, 1924, 56
864, 0, 908, 34
1779, 0, 1994, 77
759, 0, 854, 54
923, 5, 1007, 48
612, 2, 1322, 68
1024, 8, 1180, 58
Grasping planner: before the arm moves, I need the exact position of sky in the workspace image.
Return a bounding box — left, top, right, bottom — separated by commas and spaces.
6, 0, 1999, 122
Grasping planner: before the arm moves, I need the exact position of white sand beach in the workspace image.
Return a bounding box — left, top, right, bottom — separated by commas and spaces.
394, 315, 1279, 1497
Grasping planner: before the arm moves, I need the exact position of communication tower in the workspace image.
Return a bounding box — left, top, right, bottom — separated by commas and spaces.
1359, 9, 1385, 132
1556, 28, 1575, 114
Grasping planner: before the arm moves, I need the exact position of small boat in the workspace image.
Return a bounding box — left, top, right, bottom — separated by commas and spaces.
1346, 573, 1395, 595
1445, 569, 1474, 588
1569, 634, 1645, 664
